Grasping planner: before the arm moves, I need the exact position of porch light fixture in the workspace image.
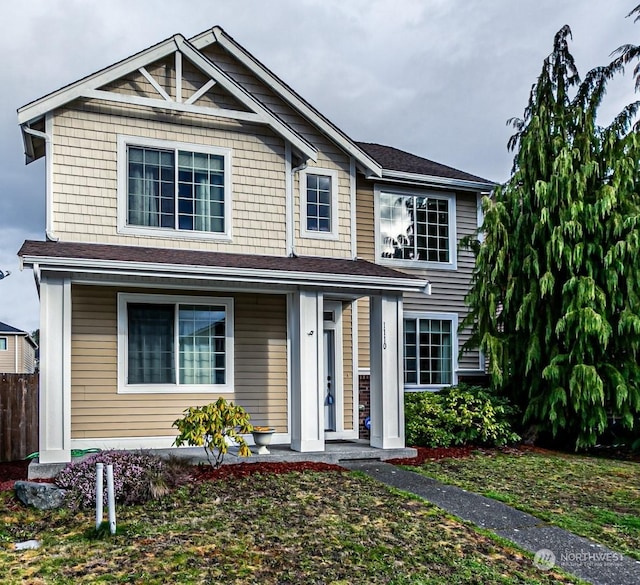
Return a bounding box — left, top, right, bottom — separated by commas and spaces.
422, 280, 432, 295
0, 269, 10, 280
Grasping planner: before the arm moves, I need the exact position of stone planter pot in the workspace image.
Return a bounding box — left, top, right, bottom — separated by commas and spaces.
251, 428, 275, 454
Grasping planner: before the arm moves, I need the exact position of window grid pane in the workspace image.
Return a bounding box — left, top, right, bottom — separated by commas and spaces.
404, 318, 452, 385
178, 305, 226, 385
178, 151, 225, 233
380, 193, 450, 263
128, 147, 175, 228
306, 174, 332, 232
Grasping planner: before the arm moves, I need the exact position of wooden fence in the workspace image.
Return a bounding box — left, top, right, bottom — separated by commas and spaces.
0, 373, 38, 462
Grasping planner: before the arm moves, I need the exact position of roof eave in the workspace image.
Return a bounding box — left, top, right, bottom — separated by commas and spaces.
370, 169, 496, 192
20, 254, 424, 293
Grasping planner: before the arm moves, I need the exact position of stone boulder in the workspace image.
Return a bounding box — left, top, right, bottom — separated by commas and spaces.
14, 481, 66, 510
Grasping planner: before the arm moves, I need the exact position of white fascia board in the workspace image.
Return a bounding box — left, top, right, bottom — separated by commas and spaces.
22, 255, 424, 293
189, 27, 381, 177
373, 169, 496, 192
175, 37, 317, 162
17, 36, 181, 125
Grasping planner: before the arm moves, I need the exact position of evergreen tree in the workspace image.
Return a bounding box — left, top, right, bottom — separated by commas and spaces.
463, 25, 640, 448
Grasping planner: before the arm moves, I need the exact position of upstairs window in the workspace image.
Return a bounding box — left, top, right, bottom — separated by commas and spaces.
300, 168, 338, 240
118, 136, 231, 239
377, 188, 456, 269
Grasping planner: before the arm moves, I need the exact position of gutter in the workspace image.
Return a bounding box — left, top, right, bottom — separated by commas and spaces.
369, 169, 496, 192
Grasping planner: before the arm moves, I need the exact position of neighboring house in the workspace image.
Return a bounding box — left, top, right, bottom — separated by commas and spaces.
16, 27, 494, 465
0, 321, 37, 374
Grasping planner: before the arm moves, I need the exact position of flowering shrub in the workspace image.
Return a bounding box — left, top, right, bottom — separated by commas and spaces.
55, 450, 191, 509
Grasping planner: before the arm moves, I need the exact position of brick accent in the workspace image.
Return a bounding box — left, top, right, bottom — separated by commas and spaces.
358, 374, 370, 439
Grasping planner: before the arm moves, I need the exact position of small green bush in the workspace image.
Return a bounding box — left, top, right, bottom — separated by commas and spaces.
405, 384, 521, 448
173, 397, 253, 468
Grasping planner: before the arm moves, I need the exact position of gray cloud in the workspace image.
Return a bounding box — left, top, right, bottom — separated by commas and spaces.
0, 0, 637, 330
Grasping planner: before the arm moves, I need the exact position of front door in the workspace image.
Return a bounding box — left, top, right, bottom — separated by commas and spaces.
323, 301, 342, 435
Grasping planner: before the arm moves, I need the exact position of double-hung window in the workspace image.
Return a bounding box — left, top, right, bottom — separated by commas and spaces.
118, 293, 234, 393
404, 313, 457, 389
376, 187, 456, 269
0, 337, 7, 351
300, 167, 338, 239
118, 136, 231, 239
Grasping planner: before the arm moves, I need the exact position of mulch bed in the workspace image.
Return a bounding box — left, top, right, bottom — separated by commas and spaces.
0, 460, 31, 492
194, 461, 346, 481
386, 445, 478, 465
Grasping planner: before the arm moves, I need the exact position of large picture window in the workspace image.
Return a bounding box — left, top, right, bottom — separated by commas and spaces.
404, 313, 457, 388
118, 294, 233, 393
118, 136, 231, 239
377, 188, 456, 268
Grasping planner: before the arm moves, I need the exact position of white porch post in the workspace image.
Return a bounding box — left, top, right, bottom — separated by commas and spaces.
39, 273, 72, 463
289, 289, 325, 452
369, 293, 405, 449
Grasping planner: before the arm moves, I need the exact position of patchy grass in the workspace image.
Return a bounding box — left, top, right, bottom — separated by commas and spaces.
0, 470, 581, 584
407, 449, 640, 561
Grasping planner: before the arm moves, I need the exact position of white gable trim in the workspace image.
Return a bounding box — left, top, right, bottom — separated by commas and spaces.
18, 34, 317, 162
190, 27, 382, 178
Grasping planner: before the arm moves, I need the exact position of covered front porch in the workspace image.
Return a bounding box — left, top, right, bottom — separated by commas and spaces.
20, 240, 426, 466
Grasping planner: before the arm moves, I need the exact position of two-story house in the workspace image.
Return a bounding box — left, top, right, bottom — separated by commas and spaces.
17, 27, 493, 465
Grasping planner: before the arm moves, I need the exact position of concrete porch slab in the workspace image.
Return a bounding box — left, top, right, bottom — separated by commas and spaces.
28, 441, 417, 478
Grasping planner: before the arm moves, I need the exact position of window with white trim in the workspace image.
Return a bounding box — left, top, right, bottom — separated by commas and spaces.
0, 337, 7, 351
117, 293, 234, 394
118, 136, 231, 239
404, 313, 457, 389
300, 168, 338, 239
376, 187, 456, 269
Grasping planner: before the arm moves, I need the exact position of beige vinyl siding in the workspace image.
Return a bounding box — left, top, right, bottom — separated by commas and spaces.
21, 339, 36, 374
355, 181, 482, 374
52, 105, 288, 255
202, 44, 353, 258
51, 45, 354, 258
342, 302, 353, 431
70, 285, 288, 439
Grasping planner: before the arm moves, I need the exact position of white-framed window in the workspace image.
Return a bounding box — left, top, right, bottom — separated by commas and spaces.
300, 167, 339, 240
0, 337, 7, 351
404, 312, 458, 390
375, 185, 457, 270
117, 136, 232, 240
117, 293, 234, 394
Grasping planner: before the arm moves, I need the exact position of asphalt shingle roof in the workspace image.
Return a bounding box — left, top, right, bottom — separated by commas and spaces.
356, 142, 494, 184
0, 321, 27, 334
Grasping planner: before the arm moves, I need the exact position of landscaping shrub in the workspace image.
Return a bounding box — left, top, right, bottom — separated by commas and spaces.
173, 397, 253, 468
55, 450, 192, 509
405, 384, 521, 448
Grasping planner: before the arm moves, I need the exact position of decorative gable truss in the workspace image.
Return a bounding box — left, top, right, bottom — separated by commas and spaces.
18, 34, 317, 164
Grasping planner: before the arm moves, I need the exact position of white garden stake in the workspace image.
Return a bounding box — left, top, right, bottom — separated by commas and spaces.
95, 463, 104, 530
106, 464, 116, 535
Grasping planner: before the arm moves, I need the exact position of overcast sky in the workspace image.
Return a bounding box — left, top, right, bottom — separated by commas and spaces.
0, 0, 638, 333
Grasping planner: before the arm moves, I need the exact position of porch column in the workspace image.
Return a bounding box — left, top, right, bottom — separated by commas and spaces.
39, 273, 72, 463
289, 289, 325, 452
369, 293, 405, 449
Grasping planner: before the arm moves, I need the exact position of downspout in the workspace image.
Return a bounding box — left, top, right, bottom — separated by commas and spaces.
23, 114, 58, 242
285, 142, 308, 257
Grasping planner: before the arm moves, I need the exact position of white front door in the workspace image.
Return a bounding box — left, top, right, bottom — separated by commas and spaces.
323, 301, 343, 436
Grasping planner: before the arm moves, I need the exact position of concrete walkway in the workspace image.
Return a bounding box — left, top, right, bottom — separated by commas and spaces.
344, 461, 640, 585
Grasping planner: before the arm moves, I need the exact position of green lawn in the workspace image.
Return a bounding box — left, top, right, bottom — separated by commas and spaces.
407, 449, 640, 561
0, 470, 581, 584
